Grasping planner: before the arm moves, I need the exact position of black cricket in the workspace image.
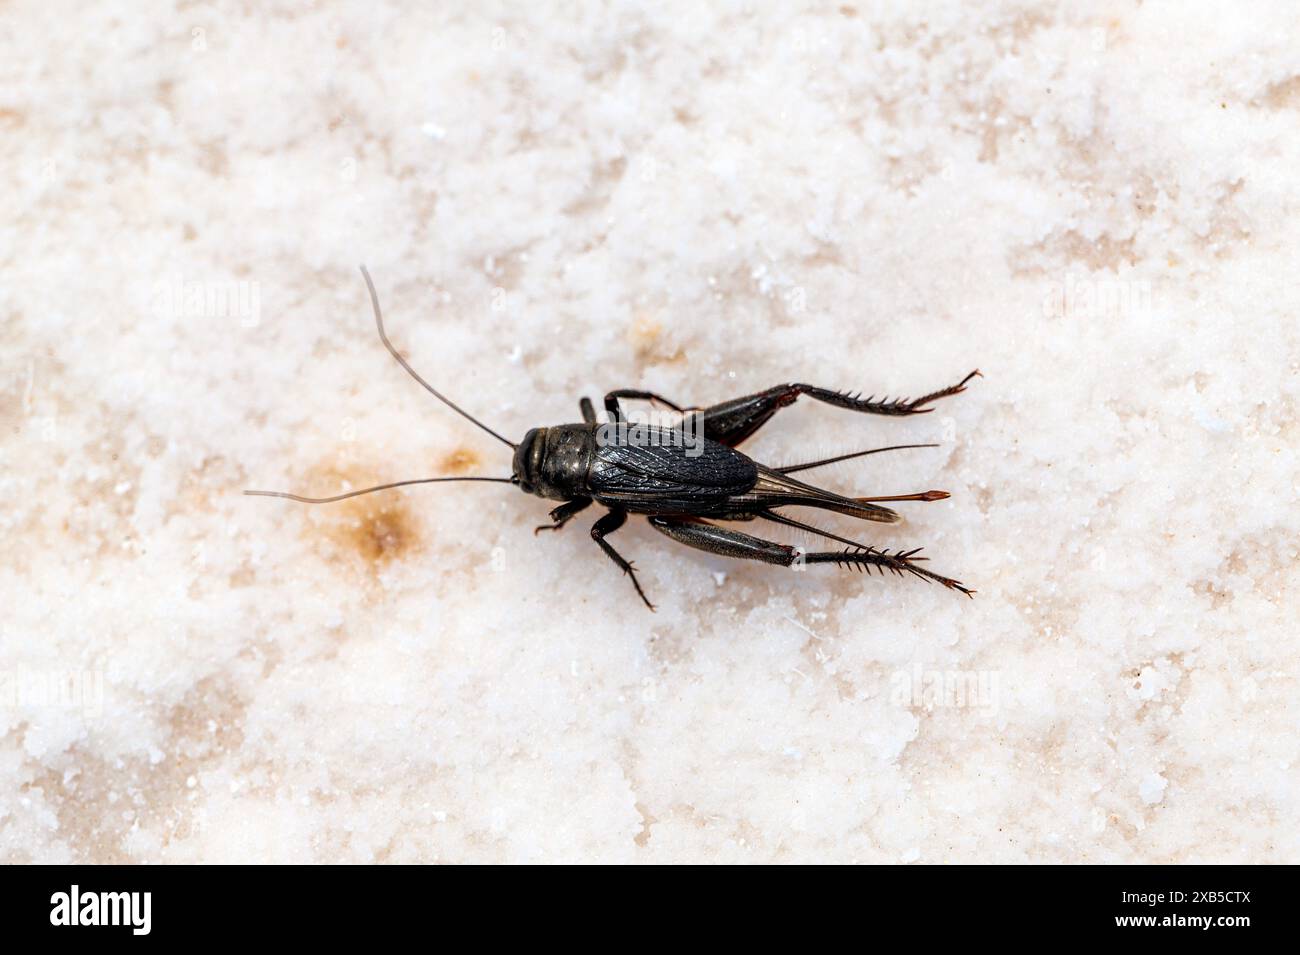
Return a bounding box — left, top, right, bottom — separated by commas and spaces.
246, 267, 979, 609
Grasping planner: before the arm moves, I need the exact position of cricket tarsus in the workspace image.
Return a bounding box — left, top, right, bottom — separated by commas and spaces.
812, 546, 976, 597
785, 370, 980, 419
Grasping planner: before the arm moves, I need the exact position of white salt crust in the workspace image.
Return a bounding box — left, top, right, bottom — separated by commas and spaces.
2, 1, 1297, 863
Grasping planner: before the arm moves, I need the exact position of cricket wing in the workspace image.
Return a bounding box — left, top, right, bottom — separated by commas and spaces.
588, 430, 758, 512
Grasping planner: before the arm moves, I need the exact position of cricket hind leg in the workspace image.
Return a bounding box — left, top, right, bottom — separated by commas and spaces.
648, 515, 798, 565
648, 515, 974, 597
534, 496, 591, 534
688, 370, 981, 447
591, 508, 655, 610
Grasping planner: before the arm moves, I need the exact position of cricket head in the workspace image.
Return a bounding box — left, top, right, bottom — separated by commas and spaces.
512, 427, 547, 496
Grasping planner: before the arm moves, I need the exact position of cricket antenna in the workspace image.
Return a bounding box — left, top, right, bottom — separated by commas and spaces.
360, 265, 516, 449
244, 475, 517, 504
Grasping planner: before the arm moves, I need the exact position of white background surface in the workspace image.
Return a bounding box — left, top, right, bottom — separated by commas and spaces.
2, 0, 1297, 862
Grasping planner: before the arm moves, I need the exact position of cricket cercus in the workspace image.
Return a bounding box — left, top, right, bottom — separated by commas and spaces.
246, 268, 980, 610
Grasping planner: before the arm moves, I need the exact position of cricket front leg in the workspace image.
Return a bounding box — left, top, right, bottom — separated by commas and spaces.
534, 497, 592, 534
689, 370, 981, 447
591, 508, 655, 610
